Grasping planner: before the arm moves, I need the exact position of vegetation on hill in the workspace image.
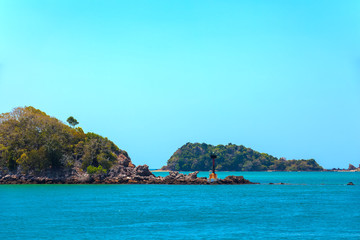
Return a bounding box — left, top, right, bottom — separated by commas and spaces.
0, 107, 128, 175
163, 143, 323, 171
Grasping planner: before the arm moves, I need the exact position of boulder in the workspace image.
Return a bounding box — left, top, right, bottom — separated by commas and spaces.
348, 164, 356, 170
135, 165, 154, 177
185, 171, 199, 180
221, 175, 249, 184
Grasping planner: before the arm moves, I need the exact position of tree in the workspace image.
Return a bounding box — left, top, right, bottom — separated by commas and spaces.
66, 116, 79, 128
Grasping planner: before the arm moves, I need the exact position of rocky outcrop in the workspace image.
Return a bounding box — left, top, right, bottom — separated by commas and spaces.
0, 153, 255, 185
0, 163, 255, 185
348, 164, 356, 170
135, 165, 154, 177
220, 175, 253, 184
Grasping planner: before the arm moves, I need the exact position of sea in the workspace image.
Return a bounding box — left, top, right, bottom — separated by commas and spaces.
0, 171, 359, 239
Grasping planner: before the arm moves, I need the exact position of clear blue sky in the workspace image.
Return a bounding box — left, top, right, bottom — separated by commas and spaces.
0, 0, 359, 169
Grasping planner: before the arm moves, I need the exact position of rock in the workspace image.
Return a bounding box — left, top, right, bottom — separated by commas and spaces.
76, 172, 91, 183
166, 171, 181, 179
119, 157, 134, 168
347, 182, 354, 185
135, 165, 154, 177
348, 164, 356, 170
220, 175, 252, 184
185, 171, 199, 180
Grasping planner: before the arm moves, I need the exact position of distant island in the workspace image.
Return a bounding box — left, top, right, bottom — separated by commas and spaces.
161, 142, 324, 171
0, 107, 253, 184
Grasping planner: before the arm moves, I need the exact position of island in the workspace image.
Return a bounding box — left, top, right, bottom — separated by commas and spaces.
161, 142, 324, 171
0, 107, 254, 185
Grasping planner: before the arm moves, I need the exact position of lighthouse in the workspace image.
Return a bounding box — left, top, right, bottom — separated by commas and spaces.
209, 153, 217, 182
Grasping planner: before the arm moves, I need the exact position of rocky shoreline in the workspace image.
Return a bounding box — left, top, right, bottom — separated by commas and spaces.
0, 160, 255, 185
0, 172, 255, 185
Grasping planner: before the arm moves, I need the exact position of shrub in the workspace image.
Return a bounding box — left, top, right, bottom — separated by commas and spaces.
87, 165, 107, 175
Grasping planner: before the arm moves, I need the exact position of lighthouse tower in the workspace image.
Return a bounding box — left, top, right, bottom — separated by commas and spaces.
209, 153, 217, 182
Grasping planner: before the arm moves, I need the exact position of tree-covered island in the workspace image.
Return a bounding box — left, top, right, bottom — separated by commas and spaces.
162, 142, 323, 171
0, 106, 131, 175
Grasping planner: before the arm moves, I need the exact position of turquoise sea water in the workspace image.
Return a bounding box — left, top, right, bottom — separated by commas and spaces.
1, 172, 359, 239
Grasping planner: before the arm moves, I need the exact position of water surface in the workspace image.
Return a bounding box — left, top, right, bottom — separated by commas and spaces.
1, 172, 359, 239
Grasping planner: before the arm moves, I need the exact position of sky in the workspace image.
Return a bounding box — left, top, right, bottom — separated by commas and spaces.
0, 0, 359, 169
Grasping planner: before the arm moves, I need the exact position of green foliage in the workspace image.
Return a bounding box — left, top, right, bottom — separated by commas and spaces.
0, 106, 126, 175
66, 116, 79, 128
165, 143, 323, 171
87, 165, 107, 175
80, 132, 119, 171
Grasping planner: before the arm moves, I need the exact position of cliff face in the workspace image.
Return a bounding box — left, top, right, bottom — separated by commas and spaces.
162, 142, 323, 171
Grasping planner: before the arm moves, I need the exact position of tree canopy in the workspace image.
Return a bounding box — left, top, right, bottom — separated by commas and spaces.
0, 107, 128, 175
163, 142, 323, 171
66, 116, 79, 128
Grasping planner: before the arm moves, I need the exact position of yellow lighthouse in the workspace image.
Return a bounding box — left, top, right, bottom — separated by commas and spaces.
209, 153, 217, 181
